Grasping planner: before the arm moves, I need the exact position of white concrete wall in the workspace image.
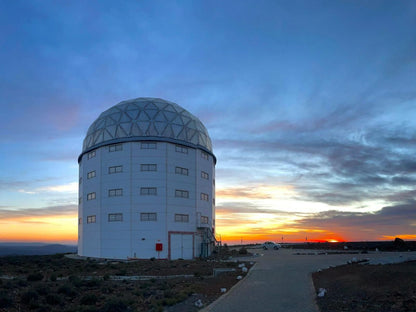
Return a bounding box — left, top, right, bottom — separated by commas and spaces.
78, 140, 215, 260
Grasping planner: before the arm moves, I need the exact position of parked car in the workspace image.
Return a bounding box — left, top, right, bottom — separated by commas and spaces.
262, 241, 281, 250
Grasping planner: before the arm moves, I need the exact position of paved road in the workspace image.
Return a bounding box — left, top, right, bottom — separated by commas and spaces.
203, 248, 416, 312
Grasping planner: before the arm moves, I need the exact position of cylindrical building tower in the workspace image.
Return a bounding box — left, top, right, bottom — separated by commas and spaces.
78, 98, 216, 260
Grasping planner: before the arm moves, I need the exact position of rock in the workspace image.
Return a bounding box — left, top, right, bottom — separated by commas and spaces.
220, 288, 227, 293
242, 267, 248, 273
237, 275, 243, 280
238, 263, 245, 268
317, 288, 327, 297
194, 299, 203, 308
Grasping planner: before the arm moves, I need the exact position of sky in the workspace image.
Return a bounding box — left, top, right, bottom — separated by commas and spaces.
1, 0, 416, 245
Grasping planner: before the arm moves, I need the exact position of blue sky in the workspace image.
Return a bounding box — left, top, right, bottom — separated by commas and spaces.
1, 0, 415, 243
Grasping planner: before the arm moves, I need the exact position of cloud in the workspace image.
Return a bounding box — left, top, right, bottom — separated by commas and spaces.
0, 205, 77, 219
294, 202, 416, 240
17, 182, 78, 195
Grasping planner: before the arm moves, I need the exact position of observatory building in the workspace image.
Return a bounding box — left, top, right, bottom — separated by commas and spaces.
78, 98, 216, 260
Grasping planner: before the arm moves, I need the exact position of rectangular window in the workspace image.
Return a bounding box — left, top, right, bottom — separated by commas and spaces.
141, 142, 157, 149
201, 151, 209, 160
140, 212, 157, 221
109, 143, 123, 152
78, 197, 82, 205
87, 192, 96, 200
175, 145, 188, 154
213, 198, 215, 205
200, 193, 209, 201
78, 218, 82, 224
175, 166, 189, 176
87, 215, 96, 223
141, 164, 157, 171
109, 165, 123, 174
201, 171, 209, 180
175, 189, 189, 198
201, 216, 209, 224
108, 188, 123, 197
140, 187, 157, 195
79, 177, 82, 184
87, 150, 96, 159
175, 214, 189, 222
108, 213, 123, 222
87, 170, 96, 179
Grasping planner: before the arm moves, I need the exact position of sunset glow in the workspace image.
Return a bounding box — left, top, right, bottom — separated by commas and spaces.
1, 1, 415, 246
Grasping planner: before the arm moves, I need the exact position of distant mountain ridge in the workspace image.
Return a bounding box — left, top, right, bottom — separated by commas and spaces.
0, 243, 77, 256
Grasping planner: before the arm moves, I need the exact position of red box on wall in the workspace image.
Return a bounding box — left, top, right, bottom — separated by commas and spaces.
155, 243, 163, 251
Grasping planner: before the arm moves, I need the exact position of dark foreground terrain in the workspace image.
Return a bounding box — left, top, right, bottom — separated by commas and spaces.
0, 250, 252, 312
313, 261, 416, 312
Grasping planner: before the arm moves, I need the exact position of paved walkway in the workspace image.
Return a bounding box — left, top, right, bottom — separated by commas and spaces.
203, 248, 416, 312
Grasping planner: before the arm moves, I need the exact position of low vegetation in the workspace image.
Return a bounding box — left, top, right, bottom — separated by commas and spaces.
0, 253, 252, 311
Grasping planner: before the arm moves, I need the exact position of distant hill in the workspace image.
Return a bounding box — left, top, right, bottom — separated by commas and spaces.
0, 243, 77, 256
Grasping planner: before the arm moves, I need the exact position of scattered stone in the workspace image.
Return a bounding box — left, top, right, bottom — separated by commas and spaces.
242, 267, 248, 273
194, 299, 203, 308
236, 275, 243, 280
318, 288, 327, 297
220, 288, 227, 293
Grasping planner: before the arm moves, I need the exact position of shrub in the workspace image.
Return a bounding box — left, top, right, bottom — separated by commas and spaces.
0, 293, 13, 308
58, 284, 77, 297
45, 293, 63, 305
80, 293, 98, 305
27, 272, 43, 282
68, 275, 82, 287
101, 298, 128, 312
50, 273, 57, 282
21, 289, 39, 305
238, 247, 248, 255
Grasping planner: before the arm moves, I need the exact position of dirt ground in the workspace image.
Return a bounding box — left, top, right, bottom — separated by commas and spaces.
313, 261, 416, 312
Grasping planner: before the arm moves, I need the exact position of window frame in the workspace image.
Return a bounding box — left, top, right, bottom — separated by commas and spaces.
175, 189, 189, 198
200, 216, 209, 224
201, 171, 209, 180
200, 193, 209, 201
87, 170, 96, 179
140, 164, 157, 172
175, 145, 188, 154
87, 150, 96, 159
87, 215, 96, 223
108, 213, 123, 222
108, 188, 123, 197
108, 165, 123, 174
87, 192, 96, 201
175, 214, 189, 223
140, 187, 157, 196
109, 143, 123, 152
175, 166, 189, 176
140, 212, 157, 221
141, 142, 157, 149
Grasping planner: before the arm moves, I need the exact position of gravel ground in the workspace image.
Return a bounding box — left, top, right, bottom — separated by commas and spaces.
313, 261, 416, 312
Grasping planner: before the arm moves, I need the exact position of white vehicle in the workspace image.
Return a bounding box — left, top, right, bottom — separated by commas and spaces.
262, 241, 281, 250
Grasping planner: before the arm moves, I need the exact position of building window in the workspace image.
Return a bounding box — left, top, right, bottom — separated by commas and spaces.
213, 198, 215, 205
200, 193, 209, 201
79, 177, 82, 184
109, 143, 123, 152
201, 151, 209, 160
87, 150, 96, 159
201, 216, 209, 224
175, 214, 189, 222
175, 189, 189, 198
201, 171, 209, 180
87, 192, 96, 200
108, 188, 123, 197
140, 187, 157, 195
141, 142, 156, 149
141, 164, 157, 171
87, 170, 96, 179
109, 165, 123, 174
78, 197, 82, 205
78, 218, 82, 224
140, 213, 157, 221
175, 166, 188, 176
87, 215, 96, 223
175, 145, 188, 154
108, 213, 123, 222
